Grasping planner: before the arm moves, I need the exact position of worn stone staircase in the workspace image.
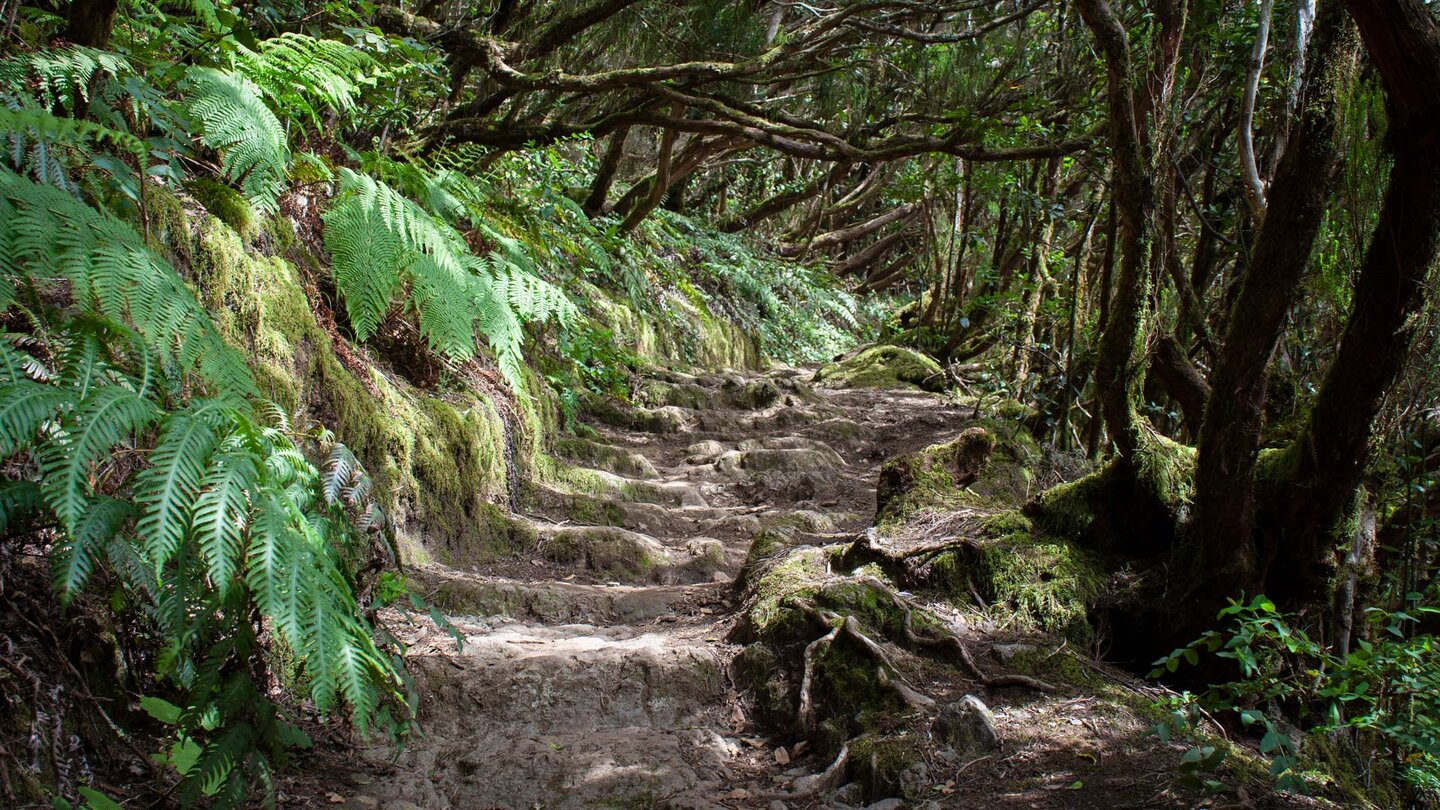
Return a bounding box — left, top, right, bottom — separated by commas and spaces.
317, 366, 970, 809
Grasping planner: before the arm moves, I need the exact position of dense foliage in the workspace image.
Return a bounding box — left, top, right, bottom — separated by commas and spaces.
2, 0, 1438, 805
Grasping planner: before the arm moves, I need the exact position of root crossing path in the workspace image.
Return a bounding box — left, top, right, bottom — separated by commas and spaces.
303, 366, 969, 809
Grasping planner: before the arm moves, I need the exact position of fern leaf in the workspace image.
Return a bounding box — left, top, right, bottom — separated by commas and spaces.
320, 445, 355, 506
0, 479, 41, 531
245, 492, 298, 637
135, 411, 217, 568
39, 384, 155, 531
0, 379, 68, 457
184, 67, 289, 212
192, 452, 258, 597
52, 496, 132, 606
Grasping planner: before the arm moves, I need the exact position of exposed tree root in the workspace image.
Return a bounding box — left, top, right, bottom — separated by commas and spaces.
794, 598, 936, 724
857, 576, 1057, 692
760, 742, 851, 800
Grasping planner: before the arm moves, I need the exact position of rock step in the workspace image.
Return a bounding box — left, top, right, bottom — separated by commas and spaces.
534, 523, 737, 584
419, 569, 729, 625
534, 467, 709, 508
406, 621, 727, 736
350, 725, 736, 810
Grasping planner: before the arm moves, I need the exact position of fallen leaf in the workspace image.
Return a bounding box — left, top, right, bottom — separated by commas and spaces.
1067, 780, 1084, 790
774, 746, 790, 765
327, 792, 346, 803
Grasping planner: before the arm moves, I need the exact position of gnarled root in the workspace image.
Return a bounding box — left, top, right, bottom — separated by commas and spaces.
857, 575, 1057, 692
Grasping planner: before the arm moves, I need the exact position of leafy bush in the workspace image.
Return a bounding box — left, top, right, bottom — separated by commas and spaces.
0, 166, 405, 805
1151, 594, 1440, 800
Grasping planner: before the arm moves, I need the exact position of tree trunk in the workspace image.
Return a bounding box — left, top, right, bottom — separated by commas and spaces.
66, 0, 117, 47
1186, 1, 1352, 601
1075, 0, 1159, 461
1261, 0, 1440, 606
584, 127, 630, 216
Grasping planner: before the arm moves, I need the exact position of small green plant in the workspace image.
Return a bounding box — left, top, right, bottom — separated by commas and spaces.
1152, 593, 1440, 797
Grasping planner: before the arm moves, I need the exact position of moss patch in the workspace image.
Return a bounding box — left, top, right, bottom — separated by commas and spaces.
194, 218, 523, 565
814, 344, 945, 392
930, 531, 1102, 643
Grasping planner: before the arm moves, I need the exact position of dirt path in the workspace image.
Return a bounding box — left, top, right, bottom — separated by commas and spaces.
288, 367, 1324, 810
286, 366, 974, 808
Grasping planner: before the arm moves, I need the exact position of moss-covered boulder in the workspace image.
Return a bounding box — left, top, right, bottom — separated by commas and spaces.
927, 526, 1102, 643
876, 427, 995, 521
814, 344, 946, 392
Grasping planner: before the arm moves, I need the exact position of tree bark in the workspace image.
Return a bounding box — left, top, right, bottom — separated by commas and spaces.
1186, 1, 1351, 601
583, 127, 630, 216
1261, 0, 1440, 605
66, 0, 117, 47
1076, 0, 1158, 461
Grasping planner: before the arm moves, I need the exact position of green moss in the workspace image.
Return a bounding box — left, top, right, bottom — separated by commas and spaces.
187, 176, 256, 239
814, 344, 945, 392
1026, 463, 1113, 541
932, 532, 1101, 642
1135, 430, 1197, 510
746, 546, 828, 639
193, 218, 524, 566
848, 731, 926, 800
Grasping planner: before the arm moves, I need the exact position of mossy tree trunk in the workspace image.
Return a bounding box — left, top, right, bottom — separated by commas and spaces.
1075, 0, 1183, 461
1255, 0, 1440, 607
1185, 2, 1353, 605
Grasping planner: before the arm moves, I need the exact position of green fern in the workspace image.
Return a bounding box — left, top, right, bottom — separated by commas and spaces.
136, 410, 219, 568
192, 452, 259, 598
236, 34, 375, 130
184, 67, 290, 212
323, 167, 575, 388
0, 46, 130, 115
40, 384, 158, 531
0, 165, 406, 806
0, 168, 256, 399
51, 496, 132, 605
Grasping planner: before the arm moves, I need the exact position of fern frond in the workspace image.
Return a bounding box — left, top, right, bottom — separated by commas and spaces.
0, 47, 130, 115
0, 104, 146, 161
52, 496, 132, 605
0, 479, 42, 531
236, 34, 375, 129
0, 379, 68, 457
184, 67, 289, 212
39, 384, 157, 531
136, 410, 218, 568
0, 168, 257, 399
409, 254, 476, 358
320, 445, 355, 506
192, 452, 258, 598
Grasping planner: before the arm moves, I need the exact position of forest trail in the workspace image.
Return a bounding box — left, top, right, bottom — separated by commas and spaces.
287, 368, 1321, 810
298, 366, 979, 808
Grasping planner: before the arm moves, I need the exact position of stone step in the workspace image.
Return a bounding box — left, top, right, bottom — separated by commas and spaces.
418, 568, 729, 625
349, 725, 737, 810
405, 621, 727, 736
534, 523, 735, 584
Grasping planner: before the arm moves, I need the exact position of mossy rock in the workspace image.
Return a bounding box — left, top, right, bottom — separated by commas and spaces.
187, 177, 256, 238
553, 437, 659, 478
876, 427, 995, 521
814, 344, 946, 392
635, 377, 780, 411
541, 526, 671, 581
848, 730, 929, 801
580, 393, 687, 433
929, 531, 1102, 643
